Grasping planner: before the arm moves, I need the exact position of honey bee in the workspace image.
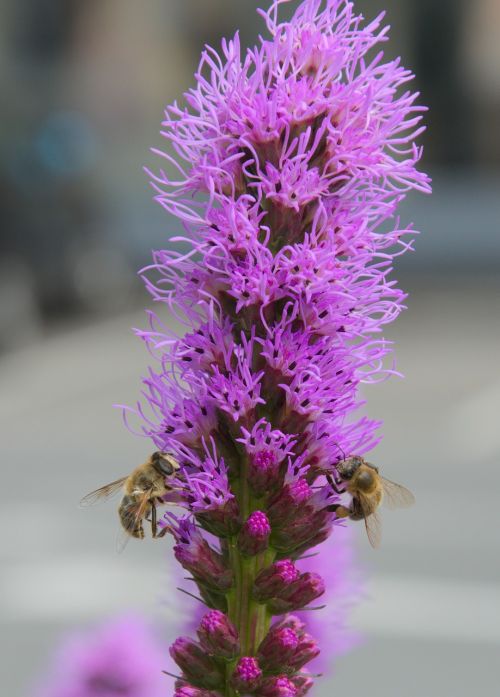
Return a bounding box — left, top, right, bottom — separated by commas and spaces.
80, 452, 180, 547
327, 456, 415, 548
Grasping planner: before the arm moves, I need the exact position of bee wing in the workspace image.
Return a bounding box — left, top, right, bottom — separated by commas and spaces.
79, 478, 128, 507
381, 477, 415, 510
354, 492, 382, 548
115, 490, 154, 554
364, 509, 382, 549
115, 528, 132, 554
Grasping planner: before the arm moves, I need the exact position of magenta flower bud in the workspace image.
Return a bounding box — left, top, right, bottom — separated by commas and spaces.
257, 625, 299, 672
169, 637, 224, 690
231, 657, 263, 693
248, 449, 281, 496
268, 572, 326, 614
238, 511, 271, 556
253, 560, 300, 602
197, 610, 240, 659
260, 676, 298, 696
287, 632, 320, 671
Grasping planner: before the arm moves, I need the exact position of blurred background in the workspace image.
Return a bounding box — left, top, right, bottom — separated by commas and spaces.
0, 1, 499, 695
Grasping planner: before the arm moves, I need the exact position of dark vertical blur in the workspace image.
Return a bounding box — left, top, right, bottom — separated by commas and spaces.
414, 0, 474, 165
0, 0, 499, 350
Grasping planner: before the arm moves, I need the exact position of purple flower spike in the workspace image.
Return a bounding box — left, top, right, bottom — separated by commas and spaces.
197, 610, 240, 659
231, 657, 263, 692
122, 0, 429, 692
239, 511, 272, 556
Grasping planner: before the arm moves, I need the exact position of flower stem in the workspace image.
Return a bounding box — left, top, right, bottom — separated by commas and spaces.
225, 472, 276, 695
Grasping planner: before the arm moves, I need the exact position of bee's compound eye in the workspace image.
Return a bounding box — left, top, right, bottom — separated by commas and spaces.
155, 454, 177, 476
356, 469, 374, 491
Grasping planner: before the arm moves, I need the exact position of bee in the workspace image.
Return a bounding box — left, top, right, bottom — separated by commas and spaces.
327, 456, 415, 548
80, 452, 180, 547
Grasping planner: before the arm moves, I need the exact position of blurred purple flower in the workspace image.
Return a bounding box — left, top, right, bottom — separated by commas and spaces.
33, 616, 166, 697
297, 524, 363, 673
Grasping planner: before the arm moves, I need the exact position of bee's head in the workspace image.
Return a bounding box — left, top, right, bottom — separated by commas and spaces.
337, 456, 363, 480
152, 451, 178, 476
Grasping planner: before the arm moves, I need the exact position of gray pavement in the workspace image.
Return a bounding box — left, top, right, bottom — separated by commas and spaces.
1, 276, 499, 696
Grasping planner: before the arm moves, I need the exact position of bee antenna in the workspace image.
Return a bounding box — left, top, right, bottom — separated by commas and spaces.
333, 442, 346, 462
299, 604, 327, 612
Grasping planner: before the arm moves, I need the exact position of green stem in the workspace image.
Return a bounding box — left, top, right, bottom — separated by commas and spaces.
225, 469, 276, 695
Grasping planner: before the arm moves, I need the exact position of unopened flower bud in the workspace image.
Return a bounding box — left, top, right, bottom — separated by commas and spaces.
290, 673, 314, 696
170, 638, 224, 690
269, 483, 335, 556
268, 572, 325, 613
267, 479, 312, 527
287, 632, 320, 671
196, 497, 241, 537
260, 676, 298, 696
173, 524, 233, 593
231, 657, 263, 693
239, 511, 271, 556
197, 610, 240, 659
287, 523, 331, 558
257, 625, 299, 671
253, 560, 299, 601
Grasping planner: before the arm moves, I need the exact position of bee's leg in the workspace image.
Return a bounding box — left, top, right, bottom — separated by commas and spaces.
150, 500, 158, 538
326, 473, 344, 494
157, 524, 171, 538
327, 503, 351, 518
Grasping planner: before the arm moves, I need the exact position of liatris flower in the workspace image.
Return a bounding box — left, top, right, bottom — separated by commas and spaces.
128, 0, 430, 693
33, 616, 166, 697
